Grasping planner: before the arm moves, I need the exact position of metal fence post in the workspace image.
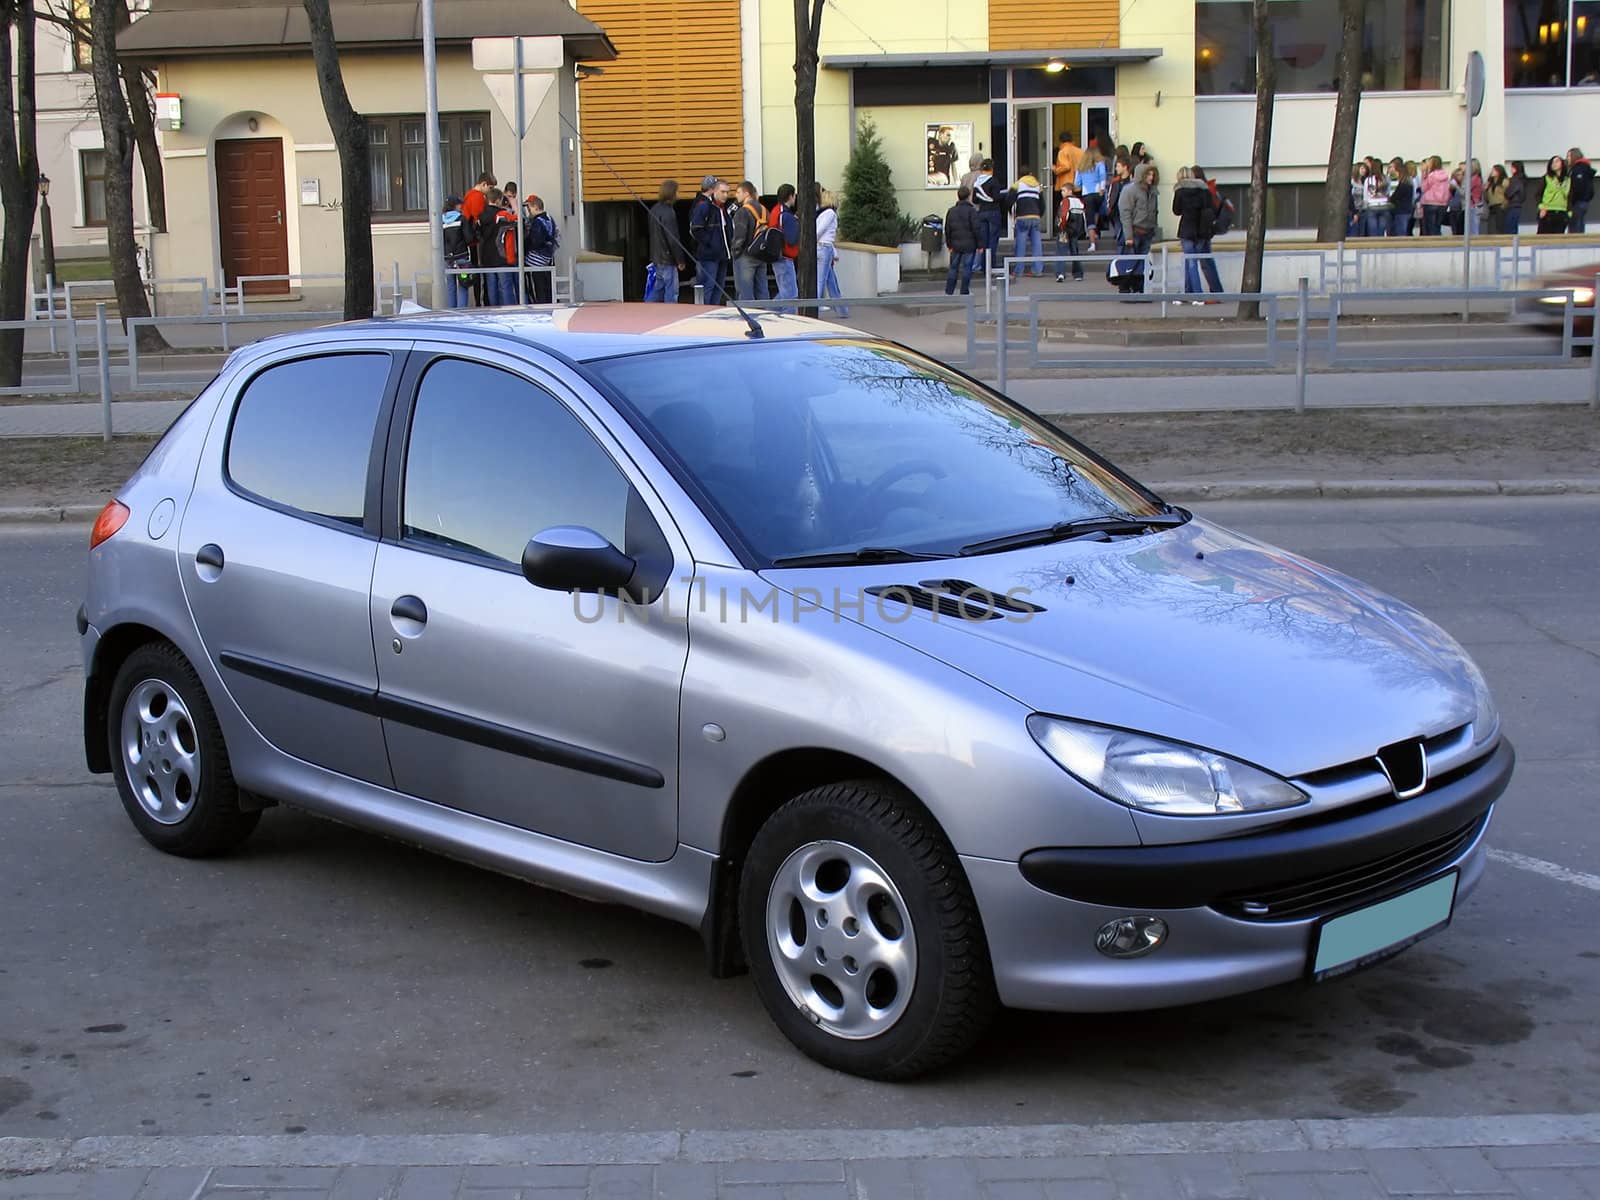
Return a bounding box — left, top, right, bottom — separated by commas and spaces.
996, 288, 1008, 394
1295, 276, 1310, 414
1590, 273, 1600, 410
693, 283, 705, 304
95, 302, 113, 442
1336, 242, 1346, 294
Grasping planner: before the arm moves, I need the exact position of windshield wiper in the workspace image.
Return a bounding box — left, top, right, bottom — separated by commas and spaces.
769, 546, 949, 568
958, 512, 1187, 557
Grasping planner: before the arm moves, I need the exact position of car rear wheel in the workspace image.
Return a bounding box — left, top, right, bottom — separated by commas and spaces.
739, 780, 997, 1079
108, 642, 259, 857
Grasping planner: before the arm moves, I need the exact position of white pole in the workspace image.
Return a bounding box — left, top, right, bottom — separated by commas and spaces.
422, 0, 446, 310
1463, 88, 1473, 324
514, 38, 527, 306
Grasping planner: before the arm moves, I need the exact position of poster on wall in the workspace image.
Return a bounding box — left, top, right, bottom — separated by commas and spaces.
925, 123, 972, 188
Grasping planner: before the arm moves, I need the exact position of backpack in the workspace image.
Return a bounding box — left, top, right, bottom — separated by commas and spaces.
778, 207, 800, 248
747, 222, 785, 263
1213, 193, 1236, 236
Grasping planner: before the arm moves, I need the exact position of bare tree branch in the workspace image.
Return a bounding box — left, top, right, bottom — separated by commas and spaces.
1238, 0, 1274, 321
1316, 0, 1364, 243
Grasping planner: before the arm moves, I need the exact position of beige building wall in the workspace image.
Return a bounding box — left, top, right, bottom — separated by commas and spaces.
757, 0, 987, 217
148, 47, 571, 308
1116, 0, 1196, 175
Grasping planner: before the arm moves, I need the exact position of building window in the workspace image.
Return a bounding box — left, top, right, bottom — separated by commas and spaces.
1507, 0, 1600, 86
366, 112, 491, 221
1196, 0, 1449, 96
71, 0, 92, 70
80, 149, 107, 226
1216, 182, 1325, 230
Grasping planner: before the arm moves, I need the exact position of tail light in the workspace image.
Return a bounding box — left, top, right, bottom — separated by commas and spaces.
89, 500, 130, 550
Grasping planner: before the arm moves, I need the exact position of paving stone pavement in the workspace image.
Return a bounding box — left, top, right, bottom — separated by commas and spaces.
0, 401, 189, 438
3, 1144, 1600, 1199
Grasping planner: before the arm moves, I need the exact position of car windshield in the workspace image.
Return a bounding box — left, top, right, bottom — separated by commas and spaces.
589, 338, 1166, 565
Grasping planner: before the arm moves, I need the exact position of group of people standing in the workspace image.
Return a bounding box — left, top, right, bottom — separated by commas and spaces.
644, 176, 846, 312
940, 136, 1230, 300
440, 172, 559, 308
1349, 149, 1596, 237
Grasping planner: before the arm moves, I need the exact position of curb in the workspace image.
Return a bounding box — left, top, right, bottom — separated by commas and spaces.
0, 504, 103, 525
5, 1113, 1600, 1173
1152, 477, 1600, 502
3, 482, 1598, 526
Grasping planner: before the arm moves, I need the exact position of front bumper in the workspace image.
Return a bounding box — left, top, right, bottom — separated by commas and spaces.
966, 739, 1511, 1012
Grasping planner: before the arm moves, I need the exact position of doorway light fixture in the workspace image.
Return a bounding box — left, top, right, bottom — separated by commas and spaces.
1044, 60, 1066, 73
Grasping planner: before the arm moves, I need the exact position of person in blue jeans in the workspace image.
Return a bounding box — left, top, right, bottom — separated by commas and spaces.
943, 185, 980, 295
689, 177, 732, 302
1172, 167, 1222, 300
1009, 168, 1045, 277
441, 196, 472, 308
644, 179, 683, 303
972, 160, 1004, 274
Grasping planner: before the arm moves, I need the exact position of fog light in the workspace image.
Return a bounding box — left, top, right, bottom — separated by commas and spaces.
1094, 916, 1168, 959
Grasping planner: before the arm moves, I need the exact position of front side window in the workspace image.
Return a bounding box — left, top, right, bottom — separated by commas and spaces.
402, 359, 630, 566
592, 339, 1162, 565
1197, 0, 1448, 95
226, 354, 390, 526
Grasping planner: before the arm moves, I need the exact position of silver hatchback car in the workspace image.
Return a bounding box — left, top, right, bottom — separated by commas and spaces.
81, 306, 1512, 1079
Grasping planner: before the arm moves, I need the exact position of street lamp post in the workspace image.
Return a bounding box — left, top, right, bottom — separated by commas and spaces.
38, 174, 58, 291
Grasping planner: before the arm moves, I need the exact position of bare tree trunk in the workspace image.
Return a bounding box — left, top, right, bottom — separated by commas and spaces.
1238, 0, 1275, 321
793, 0, 822, 312
0, 0, 40, 388
1315, 0, 1364, 243
89, 0, 167, 352
122, 62, 165, 231
303, 0, 373, 320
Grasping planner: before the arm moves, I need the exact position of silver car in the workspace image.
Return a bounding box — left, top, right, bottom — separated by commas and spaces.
80, 306, 1512, 1079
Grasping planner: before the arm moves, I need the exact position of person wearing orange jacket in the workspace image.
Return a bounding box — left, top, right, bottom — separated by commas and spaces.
459, 171, 496, 305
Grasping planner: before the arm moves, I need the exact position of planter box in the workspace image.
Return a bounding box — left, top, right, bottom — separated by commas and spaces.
835, 241, 900, 297
574, 251, 623, 302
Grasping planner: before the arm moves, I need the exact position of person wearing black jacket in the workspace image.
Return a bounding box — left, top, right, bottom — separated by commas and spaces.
689, 176, 732, 302
645, 179, 684, 303
1568, 148, 1595, 233
943, 185, 980, 295
971, 160, 1003, 272
1172, 166, 1222, 300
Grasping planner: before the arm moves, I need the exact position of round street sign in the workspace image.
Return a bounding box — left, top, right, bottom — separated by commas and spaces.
1465, 50, 1486, 117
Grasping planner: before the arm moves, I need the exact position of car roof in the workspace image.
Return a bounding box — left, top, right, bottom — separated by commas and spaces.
325, 303, 855, 362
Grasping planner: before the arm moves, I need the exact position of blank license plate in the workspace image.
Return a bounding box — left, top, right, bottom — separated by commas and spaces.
1311, 871, 1458, 980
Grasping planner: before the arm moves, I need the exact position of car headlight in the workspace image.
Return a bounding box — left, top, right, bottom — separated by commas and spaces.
1462, 657, 1499, 746
1026, 715, 1308, 817
1538, 286, 1595, 305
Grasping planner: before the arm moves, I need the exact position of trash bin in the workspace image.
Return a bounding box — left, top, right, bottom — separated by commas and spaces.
919, 215, 944, 255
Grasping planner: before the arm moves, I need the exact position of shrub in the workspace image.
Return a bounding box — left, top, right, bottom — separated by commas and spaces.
838, 117, 909, 247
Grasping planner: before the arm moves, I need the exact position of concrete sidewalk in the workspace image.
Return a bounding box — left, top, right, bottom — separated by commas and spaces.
3, 365, 1596, 440
3, 1114, 1599, 1197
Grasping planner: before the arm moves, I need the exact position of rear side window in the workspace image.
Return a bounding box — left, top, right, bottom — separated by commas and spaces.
226, 353, 390, 526
402, 358, 630, 566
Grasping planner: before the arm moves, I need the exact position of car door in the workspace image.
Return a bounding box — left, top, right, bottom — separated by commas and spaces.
368, 348, 690, 862
179, 346, 404, 788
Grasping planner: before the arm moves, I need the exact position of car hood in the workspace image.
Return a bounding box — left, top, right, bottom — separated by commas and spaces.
763, 517, 1479, 780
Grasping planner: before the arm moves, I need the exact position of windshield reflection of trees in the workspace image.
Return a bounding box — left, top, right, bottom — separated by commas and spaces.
804, 343, 1136, 520
1001, 527, 1476, 706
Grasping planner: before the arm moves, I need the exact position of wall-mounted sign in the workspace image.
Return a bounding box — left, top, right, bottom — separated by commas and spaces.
926, 122, 972, 189
155, 93, 181, 132
300, 178, 321, 206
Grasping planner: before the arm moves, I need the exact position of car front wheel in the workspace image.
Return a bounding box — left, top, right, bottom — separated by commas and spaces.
739, 780, 997, 1079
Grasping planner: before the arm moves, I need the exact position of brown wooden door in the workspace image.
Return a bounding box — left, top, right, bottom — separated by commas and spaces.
216, 138, 289, 295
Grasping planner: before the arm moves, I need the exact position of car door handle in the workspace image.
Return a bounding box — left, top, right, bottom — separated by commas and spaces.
196, 544, 224, 569
391, 595, 428, 625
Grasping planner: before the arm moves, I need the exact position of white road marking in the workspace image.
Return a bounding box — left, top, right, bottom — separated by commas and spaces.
1489, 848, 1600, 892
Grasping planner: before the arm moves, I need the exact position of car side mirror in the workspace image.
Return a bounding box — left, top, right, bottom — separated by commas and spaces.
521, 527, 636, 595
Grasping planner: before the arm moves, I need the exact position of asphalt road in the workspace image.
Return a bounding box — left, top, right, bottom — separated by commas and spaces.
0, 497, 1596, 1140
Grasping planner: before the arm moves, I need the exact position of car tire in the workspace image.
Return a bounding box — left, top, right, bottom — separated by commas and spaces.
739, 780, 997, 1079
107, 642, 260, 857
